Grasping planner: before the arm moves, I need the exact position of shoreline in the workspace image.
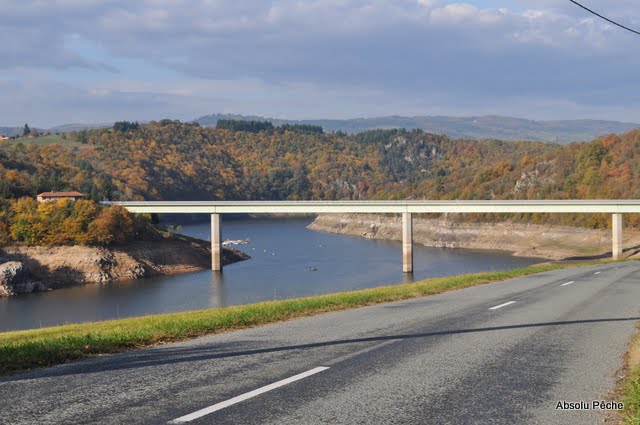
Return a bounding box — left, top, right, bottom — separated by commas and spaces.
307, 213, 640, 261
0, 232, 249, 297
0, 260, 619, 375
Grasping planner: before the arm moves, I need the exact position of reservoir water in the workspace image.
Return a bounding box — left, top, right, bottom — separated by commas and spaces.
0, 217, 540, 332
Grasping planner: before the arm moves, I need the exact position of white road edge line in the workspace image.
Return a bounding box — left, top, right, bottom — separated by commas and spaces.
489, 301, 516, 310
168, 366, 330, 424
594, 271, 601, 275
561, 281, 575, 286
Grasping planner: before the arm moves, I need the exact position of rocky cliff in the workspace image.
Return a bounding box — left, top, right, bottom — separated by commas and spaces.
0, 261, 44, 296
0, 233, 248, 296
308, 214, 640, 260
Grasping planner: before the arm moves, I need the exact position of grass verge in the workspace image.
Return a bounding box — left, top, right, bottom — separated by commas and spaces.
0, 260, 625, 376
620, 326, 640, 424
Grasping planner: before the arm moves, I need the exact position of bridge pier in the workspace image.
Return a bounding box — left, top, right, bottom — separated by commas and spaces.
211, 213, 222, 271
403, 212, 413, 273
612, 213, 623, 260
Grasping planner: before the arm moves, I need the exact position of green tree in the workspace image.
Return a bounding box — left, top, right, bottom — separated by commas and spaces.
0, 199, 10, 246
9, 197, 43, 245
113, 121, 140, 132
23, 123, 31, 137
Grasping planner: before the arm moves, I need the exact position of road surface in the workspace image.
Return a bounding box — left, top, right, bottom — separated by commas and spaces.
2, 262, 640, 424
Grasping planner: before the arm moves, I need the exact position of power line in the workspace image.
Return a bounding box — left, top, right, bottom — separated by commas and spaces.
569, 0, 640, 36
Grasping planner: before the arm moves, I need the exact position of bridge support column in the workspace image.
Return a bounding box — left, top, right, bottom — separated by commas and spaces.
612, 213, 623, 260
211, 213, 222, 271
403, 212, 413, 273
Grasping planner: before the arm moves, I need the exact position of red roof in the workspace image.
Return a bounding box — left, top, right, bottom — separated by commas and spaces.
37, 191, 85, 198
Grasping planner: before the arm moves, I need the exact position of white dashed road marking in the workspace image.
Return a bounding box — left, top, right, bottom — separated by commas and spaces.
489, 301, 516, 310
168, 367, 330, 423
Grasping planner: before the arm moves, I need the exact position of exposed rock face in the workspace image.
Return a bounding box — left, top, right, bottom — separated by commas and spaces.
308, 214, 639, 261
0, 233, 249, 297
512, 160, 556, 196
0, 261, 46, 296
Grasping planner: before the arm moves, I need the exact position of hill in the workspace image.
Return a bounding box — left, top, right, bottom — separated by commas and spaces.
0, 123, 114, 137
0, 127, 22, 137
1, 120, 640, 229
48, 123, 114, 133
0, 126, 47, 137
4, 115, 637, 144
195, 113, 639, 144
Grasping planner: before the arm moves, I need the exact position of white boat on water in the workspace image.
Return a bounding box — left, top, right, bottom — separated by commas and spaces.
222, 239, 250, 246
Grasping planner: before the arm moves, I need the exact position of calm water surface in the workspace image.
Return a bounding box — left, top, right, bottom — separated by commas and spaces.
0, 217, 540, 331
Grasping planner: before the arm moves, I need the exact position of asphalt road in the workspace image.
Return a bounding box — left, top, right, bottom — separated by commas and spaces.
2, 262, 640, 424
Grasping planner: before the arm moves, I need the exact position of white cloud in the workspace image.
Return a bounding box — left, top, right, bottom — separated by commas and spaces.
417, 0, 439, 8
430, 3, 479, 23
1, 0, 639, 124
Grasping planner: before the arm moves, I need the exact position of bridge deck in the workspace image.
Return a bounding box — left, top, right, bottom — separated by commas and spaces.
106, 200, 634, 270
107, 200, 640, 214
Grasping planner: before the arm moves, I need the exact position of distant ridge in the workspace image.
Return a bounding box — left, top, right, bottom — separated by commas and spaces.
0, 126, 24, 137
195, 113, 640, 144
3, 115, 638, 144
0, 123, 112, 137
48, 123, 113, 133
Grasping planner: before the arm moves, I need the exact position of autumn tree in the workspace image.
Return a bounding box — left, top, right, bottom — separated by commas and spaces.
87, 205, 135, 245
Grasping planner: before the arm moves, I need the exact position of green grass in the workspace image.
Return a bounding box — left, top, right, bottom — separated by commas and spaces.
622, 376, 640, 423
620, 329, 640, 424
0, 260, 623, 376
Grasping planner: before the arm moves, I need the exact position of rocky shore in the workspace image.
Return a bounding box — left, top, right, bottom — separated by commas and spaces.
0, 232, 249, 297
308, 213, 640, 260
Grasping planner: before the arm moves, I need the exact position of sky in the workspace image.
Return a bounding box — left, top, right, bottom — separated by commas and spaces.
1, 0, 639, 127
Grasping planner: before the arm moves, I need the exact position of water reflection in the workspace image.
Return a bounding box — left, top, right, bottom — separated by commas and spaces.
401, 272, 414, 285
210, 271, 225, 308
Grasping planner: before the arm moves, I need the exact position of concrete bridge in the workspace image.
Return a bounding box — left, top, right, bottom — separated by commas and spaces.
109, 200, 640, 272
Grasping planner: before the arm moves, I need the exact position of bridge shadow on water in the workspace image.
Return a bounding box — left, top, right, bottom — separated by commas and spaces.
3, 316, 639, 382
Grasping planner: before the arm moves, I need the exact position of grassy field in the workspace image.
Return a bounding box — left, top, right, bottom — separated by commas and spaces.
0, 260, 623, 376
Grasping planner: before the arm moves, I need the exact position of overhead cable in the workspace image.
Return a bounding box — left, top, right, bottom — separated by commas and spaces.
569, 0, 640, 36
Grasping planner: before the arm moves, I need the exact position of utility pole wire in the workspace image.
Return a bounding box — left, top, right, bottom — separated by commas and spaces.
568, 0, 640, 36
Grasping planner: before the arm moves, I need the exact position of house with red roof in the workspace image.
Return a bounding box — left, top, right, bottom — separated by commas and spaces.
37, 191, 85, 203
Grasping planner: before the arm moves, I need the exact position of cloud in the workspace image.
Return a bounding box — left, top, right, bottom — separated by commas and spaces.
1, 0, 640, 125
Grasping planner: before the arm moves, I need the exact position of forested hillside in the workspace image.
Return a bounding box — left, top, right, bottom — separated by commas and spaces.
1, 120, 640, 227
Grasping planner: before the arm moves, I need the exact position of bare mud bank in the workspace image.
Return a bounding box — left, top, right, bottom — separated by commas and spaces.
0, 233, 248, 296
308, 214, 640, 260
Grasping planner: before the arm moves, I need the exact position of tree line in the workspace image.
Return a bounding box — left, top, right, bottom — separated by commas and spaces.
216, 119, 323, 134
